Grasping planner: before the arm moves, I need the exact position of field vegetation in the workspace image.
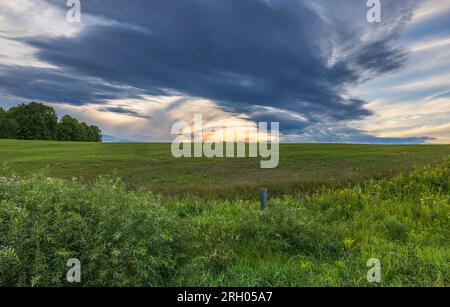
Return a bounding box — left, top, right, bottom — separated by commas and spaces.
0, 148, 448, 286
1, 140, 450, 199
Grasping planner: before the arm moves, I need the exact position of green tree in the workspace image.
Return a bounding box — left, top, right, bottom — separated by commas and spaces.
89, 125, 102, 142
57, 115, 83, 141
79, 123, 90, 142
0, 108, 18, 139
8, 102, 58, 140
1, 102, 102, 142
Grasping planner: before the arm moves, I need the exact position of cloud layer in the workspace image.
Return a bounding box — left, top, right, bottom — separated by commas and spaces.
1, 0, 444, 143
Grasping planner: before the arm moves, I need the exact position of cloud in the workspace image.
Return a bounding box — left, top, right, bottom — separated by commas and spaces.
391, 73, 450, 92
11, 1, 416, 123
0, 0, 437, 143
353, 39, 407, 75
97, 106, 153, 119
284, 122, 431, 144
0, 65, 144, 104
248, 106, 310, 133
411, 0, 450, 24
380, 121, 450, 144
409, 36, 450, 53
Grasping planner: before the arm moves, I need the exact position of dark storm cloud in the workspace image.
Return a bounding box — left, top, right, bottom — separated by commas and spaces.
247, 107, 311, 133
27, 1, 407, 115
97, 106, 152, 119
0, 65, 144, 105
354, 39, 407, 75
1, 0, 421, 138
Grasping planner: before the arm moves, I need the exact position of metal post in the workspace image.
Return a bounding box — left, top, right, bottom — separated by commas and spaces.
260, 188, 268, 210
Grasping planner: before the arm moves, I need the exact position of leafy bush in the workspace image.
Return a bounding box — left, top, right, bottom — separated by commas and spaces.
0, 176, 192, 286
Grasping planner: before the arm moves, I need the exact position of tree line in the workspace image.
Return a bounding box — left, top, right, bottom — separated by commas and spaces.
0, 102, 102, 142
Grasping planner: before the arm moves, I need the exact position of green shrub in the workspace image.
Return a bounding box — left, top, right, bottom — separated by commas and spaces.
0, 176, 193, 286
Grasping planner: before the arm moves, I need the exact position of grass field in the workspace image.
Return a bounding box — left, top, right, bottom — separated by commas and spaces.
1, 139, 450, 199
0, 140, 449, 286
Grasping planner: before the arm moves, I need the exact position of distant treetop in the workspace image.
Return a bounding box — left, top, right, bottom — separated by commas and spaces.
0, 102, 102, 142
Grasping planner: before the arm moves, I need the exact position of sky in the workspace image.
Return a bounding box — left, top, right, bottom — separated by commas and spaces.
0, 0, 449, 143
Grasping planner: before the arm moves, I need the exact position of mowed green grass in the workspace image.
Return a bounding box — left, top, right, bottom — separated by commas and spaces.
1, 139, 450, 198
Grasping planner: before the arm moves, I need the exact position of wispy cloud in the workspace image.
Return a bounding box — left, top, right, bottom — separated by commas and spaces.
410, 36, 450, 53
391, 74, 450, 91
411, 0, 450, 24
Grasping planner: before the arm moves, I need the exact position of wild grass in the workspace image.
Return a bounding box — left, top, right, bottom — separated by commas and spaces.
1, 140, 450, 199
0, 159, 448, 286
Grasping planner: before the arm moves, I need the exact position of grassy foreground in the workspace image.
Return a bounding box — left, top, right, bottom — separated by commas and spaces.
0, 160, 448, 286
1, 140, 450, 199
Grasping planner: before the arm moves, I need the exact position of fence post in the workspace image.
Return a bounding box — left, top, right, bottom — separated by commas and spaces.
260, 188, 268, 210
